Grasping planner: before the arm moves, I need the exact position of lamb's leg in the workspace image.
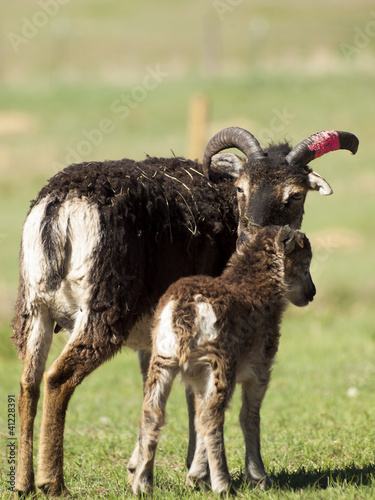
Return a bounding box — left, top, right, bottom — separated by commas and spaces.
139, 351, 198, 472
240, 379, 272, 489
127, 350, 152, 482
186, 392, 210, 489
131, 355, 178, 495
194, 371, 235, 494
15, 305, 54, 495
185, 385, 197, 469
36, 315, 120, 497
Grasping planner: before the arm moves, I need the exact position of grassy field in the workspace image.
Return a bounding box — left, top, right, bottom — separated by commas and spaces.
1, 0, 375, 498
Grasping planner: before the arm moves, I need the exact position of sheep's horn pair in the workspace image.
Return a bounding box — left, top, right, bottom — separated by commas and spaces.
203, 127, 359, 180
202, 127, 265, 179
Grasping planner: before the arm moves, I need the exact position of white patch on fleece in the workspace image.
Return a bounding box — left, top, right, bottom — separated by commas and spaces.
194, 296, 218, 345
21, 196, 50, 297
154, 301, 177, 357
59, 197, 101, 295
26, 304, 54, 371
22, 196, 101, 337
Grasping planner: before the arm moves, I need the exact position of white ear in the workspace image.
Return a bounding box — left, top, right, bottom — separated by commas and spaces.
211, 153, 246, 178
308, 171, 333, 196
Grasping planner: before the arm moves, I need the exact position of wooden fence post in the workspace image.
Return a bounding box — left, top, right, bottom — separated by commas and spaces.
187, 93, 208, 161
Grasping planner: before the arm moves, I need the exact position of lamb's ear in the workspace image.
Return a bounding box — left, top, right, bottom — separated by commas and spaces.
236, 230, 252, 253
276, 226, 296, 255
308, 171, 333, 195
211, 152, 246, 178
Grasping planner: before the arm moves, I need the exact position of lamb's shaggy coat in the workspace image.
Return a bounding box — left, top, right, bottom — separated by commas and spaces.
129, 226, 315, 494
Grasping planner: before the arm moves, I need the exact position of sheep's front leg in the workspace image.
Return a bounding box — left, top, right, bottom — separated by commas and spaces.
131, 355, 178, 495
240, 378, 272, 489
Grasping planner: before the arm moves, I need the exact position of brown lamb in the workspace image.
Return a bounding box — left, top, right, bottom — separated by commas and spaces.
129, 225, 315, 494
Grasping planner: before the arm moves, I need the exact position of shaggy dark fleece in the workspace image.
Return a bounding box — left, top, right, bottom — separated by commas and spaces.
19, 156, 237, 353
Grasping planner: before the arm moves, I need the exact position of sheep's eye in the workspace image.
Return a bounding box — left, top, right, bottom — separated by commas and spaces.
290, 192, 304, 201
236, 186, 244, 194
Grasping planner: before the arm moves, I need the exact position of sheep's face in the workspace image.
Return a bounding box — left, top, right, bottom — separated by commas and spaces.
235, 161, 310, 232
212, 150, 332, 233
276, 227, 315, 307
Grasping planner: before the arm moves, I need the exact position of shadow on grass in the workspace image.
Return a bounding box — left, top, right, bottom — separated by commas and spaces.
270, 463, 375, 490
228, 464, 375, 495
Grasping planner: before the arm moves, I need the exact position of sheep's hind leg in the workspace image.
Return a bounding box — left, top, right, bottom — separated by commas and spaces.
195, 371, 235, 494
186, 392, 210, 490
15, 305, 54, 496
36, 316, 121, 497
140, 353, 198, 474
131, 355, 178, 495
185, 385, 198, 470
240, 379, 272, 489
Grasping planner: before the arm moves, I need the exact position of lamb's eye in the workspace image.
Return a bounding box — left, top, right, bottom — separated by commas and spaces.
290, 192, 303, 201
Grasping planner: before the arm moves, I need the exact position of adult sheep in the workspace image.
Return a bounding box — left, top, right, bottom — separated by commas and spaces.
12, 127, 358, 496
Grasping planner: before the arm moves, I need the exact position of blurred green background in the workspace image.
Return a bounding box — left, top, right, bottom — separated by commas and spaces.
0, 1, 374, 498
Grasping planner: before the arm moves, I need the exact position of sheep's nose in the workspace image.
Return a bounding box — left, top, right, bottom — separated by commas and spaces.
307, 283, 316, 302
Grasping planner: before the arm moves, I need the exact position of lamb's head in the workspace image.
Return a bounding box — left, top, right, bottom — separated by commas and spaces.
276, 226, 315, 307
203, 127, 359, 232
236, 225, 315, 307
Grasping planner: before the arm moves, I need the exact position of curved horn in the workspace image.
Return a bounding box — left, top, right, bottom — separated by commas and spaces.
202, 127, 265, 180
286, 130, 359, 166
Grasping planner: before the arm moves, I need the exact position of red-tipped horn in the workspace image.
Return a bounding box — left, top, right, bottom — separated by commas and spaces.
202, 127, 265, 180
285, 130, 359, 166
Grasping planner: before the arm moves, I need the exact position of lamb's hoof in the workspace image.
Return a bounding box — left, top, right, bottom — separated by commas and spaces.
132, 478, 153, 496
15, 486, 37, 498
131, 471, 153, 496
37, 482, 70, 497
185, 473, 210, 490
247, 474, 272, 490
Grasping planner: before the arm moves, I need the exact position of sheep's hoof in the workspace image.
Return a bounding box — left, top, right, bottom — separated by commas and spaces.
37, 482, 70, 497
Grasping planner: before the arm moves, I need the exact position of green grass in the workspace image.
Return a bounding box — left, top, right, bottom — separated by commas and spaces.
1, 0, 375, 497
